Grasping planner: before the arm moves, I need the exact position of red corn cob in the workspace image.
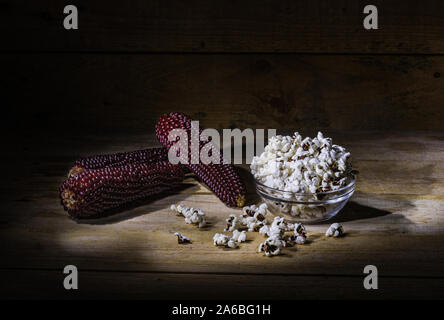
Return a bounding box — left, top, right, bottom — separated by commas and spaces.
68, 147, 169, 178
60, 161, 185, 219
155, 112, 246, 207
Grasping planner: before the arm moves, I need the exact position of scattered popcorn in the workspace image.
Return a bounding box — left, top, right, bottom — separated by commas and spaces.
213, 233, 238, 248
232, 229, 247, 243
174, 232, 191, 244
257, 215, 296, 239
224, 214, 238, 232
251, 132, 352, 194
259, 225, 269, 236
227, 238, 238, 248
213, 233, 228, 246
295, 235, 306, 244
286, 234, 306, 245
266, 217, 286, 238
239, 203, 268, 232
217, 203, 311, 257
285, 223, 307, 245
252, 210, 310, 256
171, 203, 207, 228
258, 236, 286, 257
326, 223, 344, 237
247, 220, 264, 232
293, 223, 307, 237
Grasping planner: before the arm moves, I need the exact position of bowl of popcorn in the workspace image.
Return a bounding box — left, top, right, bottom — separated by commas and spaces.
251, 132, 356, 223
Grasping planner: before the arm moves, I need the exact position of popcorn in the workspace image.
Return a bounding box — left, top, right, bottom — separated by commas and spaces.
224, 214, 238, 232
232, 230, 247, 243
295, 235, 306, 244
258, 203, 268, 212
227, 238, 238, 248
325, 223, 344, 237
258, 216, 295, 239
259, 225, 269, 236
285, 223, 307, 245
265, 217, 286, 238
213, 233, 228, 246
171, 203, 207, 228
251, 132, 352, 194
294, 223, 307, 243
238, 203, 268, 232
253, 211, 308, 256
213, 233, 238, 248
247, 220, 265, 232
174, 232, 191, 244
293, 223, 307, 237
258, 236, 286, 257
287, 234, 306, 245
218, 203, 311, 257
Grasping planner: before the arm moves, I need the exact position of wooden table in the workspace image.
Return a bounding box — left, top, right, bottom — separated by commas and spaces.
1, 131, 443, 299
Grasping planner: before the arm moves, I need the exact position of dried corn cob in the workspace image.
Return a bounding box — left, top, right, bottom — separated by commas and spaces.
68, 147, 169, 178
156, 112, 246, 207
60, 161, 185, 219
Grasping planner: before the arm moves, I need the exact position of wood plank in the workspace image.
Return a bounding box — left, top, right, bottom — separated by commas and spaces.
1, 132, 443, 282
2, 54, 444, 134
2, 0, 444, 54
1, 269, 443, 299
2, 192, 444, 276
3, 132, 444, 198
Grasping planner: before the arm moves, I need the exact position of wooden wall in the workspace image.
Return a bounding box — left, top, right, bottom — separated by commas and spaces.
2, 0, 444, 134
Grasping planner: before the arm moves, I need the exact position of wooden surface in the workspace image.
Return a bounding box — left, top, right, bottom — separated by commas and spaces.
3, 0, 444, 300
3, 54, 444, 133
1, 131, 444, 299
4, 0, 444, 136
2, 0, 444, 54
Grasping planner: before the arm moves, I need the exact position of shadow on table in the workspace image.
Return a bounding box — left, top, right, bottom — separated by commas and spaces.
237, 166, 416, 224
328, 200, 391, 223
328, 192, 416, 223
237, 154, 424, 224
73, 183, 195, 225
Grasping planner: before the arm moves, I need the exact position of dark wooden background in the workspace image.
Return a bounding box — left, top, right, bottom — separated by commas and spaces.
1, 0, 444, 300
1, 0, 444, 135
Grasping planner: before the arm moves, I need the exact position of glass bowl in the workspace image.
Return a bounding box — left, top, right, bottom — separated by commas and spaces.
254, 175, 356, 224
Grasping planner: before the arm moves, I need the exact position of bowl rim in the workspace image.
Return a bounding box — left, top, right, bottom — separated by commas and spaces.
254, 173, 356, 196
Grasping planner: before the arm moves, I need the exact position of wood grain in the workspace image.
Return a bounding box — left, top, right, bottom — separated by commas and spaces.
2, 269, 443, 300
2, 0, 444, 54
3, 0, 443, 300
3, 54, 444, 134
1, 132, 444, 298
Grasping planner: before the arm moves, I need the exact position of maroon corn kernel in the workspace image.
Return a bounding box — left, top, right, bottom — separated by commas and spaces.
68, 147, 169, 178
60, 161, 185, 218
155, 112, 246, 207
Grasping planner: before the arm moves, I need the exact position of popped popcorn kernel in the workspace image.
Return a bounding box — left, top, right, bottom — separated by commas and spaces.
251, 132, 352, 194
238, 203, 268, 232
224, 214, 238, 232
174, 232, 191, 244
258, 236, 286, 257
171, 203, 207, 228
326, 223, 344, 237
213, 233, 238, 248
232, 229, 247, 243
